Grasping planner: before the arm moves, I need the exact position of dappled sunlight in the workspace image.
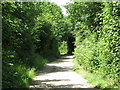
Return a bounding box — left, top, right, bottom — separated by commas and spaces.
29, 55, 94, 88
3, 1, 119, 88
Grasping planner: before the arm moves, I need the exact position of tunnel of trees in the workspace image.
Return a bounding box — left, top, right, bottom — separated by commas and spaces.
2, 1, 120, 88
66, 34, 75, 55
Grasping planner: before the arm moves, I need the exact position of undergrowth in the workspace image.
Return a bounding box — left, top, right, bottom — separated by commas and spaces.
73, 2, 120, 89
73, 59, 120, 89
2, 54, 54, 88
59, 41, 68, 54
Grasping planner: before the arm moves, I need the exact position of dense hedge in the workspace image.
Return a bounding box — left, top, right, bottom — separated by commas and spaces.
2, 2, 64, 88
2, 1, 120, 88
66, 2, 120, 87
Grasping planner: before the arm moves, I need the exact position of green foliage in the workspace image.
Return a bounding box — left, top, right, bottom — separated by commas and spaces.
66, 2, 120, 88
59, 41, 68, 54
2, 2, 64, 88
33, 54, 48, 69
74, 66, 118, 88
2, 1, 120, 88
3, 63, 36, 88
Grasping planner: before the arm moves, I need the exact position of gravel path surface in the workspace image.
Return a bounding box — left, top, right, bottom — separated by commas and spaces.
29, 55, 97, 89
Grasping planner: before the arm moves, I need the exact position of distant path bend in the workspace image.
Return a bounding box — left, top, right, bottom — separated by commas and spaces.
29, 55, 96, 88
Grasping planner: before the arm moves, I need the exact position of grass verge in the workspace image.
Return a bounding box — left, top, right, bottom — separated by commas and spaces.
73, 60, 120, 89
3, 54, 57, 88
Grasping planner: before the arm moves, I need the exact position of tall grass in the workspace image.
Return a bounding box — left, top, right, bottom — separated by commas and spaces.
73, 60, 119, 88
2, 54, 51, 88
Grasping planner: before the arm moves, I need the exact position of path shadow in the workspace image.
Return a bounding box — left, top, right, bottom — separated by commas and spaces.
30, 55, 98, 89
42, 64, 73, 73
30, 79, 86, 88
60, 57, 73, 59
30, 79, 97, 89
31, 79, 70, 85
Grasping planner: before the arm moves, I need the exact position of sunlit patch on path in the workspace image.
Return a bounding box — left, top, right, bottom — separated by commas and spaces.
29, 55, 95, 88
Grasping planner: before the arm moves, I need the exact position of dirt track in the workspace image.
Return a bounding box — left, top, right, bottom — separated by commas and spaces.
29, 55, 96, 89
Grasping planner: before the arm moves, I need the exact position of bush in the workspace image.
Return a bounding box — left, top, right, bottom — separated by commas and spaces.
59, 41, 68, 54
3, 63, 36, 88
72, 2, 120, 87
2, 2, 63, 88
